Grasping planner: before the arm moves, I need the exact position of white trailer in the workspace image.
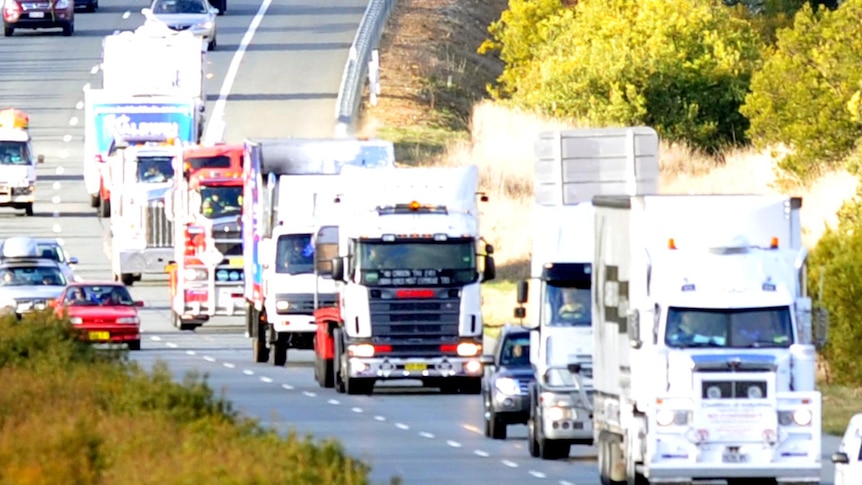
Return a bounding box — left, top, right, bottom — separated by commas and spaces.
592, 194, 821, 484
512, 128, 659, 459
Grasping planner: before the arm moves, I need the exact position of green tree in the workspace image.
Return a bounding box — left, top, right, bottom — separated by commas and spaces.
502, 0, 763, 153
808, 192, 862, 384
479, 0, 569, 98
741, 0, 862, 181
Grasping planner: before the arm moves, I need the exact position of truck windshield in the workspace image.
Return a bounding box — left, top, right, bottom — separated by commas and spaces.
355, 240, 477, 286
275, 234, 313, 275
199, 186, 242, 218
545, 285, 591, 327
0, 141, 30, 165
185, 155, 231, 171
665, 306, 793, 349
136, 156, 175, 183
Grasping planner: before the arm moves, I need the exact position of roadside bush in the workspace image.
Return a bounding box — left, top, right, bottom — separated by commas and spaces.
483, 0, 763, 153
741, 0, 862, 181
807, 191, 862, 384
0, 312, 370, 484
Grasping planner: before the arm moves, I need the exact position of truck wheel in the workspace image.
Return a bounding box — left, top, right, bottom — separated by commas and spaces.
527, 418, 540, 457
332, 328, 345, 393
598, 435, 611, 485
24, 203, 34, 216
132, 273, 142, 282
90, 194, 100, 208
315, 354, 334, 388
99, 198, 110, 217
253, 319, 269, 363
120, 273, 134, 286
271, 333, 288, 366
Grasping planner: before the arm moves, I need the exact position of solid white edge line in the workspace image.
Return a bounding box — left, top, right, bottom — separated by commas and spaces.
202, 0, 273, 144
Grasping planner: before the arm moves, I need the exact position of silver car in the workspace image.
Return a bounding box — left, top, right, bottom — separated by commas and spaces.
0, 237, 81, 283
0, 259, 68, 316
142, 0, 217, 51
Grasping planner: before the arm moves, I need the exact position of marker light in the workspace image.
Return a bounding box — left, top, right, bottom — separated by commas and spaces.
668, 238, 677, 249
409, 200, 420, 211
456, 342, 481, 357
770, 237, 779, 249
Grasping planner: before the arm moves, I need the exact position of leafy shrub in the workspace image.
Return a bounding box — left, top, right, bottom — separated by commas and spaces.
482, 0, 763, 153
741, 0, 862, 180
0, 311, 371, 484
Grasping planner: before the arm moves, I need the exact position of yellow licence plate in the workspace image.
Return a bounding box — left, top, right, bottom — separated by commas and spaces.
405, 363, 427, 371
89, 331, 110, 341
228, 257, 244, 268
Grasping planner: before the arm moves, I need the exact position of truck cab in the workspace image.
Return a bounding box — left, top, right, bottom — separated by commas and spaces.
108, 137, 181, 286
166, 144, 244, 330
0, 108, 44, 217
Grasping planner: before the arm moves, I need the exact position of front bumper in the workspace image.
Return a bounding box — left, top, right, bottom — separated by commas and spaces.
77, 325, 140, 343
118, 248, 172, 275
0, 187, 34, 205
180, 284, 245, 317
269, 311, 315, 333
347, 355, 485, 380
5, 12, 72, 28
491, 391, 530, 415
540, 405, 593, 440
644, 462, 820, 482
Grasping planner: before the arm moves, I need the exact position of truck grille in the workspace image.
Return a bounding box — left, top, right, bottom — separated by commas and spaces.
145, 200, 173, 248
702, 380, 768, 399
273, 292, 337, 314
367, 288, 461, 356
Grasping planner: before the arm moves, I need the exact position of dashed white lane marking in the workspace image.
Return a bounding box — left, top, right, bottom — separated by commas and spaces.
374, 416, 386, 422
559, 481, 574, 485
203, 356, 215, 362
463, 424, 482, 435
185, 350, 196, 355
90, 65, 99, 74
69, 117, 78, 126
62, 134, 72, 142
122, 11, 130, 18
55, 166, 65, 175
281, 384, 294, 390
474, 450, 490, 458
446, 440, 462, 448
528, 470, 546, 478
82, 83, 91, 91
501, 460, 518, 468
52, 182, 61, 190
150, 336, 161, 341
327, 399, 340, 405
58, 149, 68, 159
52, 224, 62, 233
242, 369, 254, 376
51, 195, 61, 204
165, 342, 177, 348
223, 362, 235, 369
75, 101, 83, 110
419, 432, 435, 439
351, 407, 362, 413
203, 0, 273, 144
259, 376, 272, 383
303, 391, 316, 397
395, 422, 409, 430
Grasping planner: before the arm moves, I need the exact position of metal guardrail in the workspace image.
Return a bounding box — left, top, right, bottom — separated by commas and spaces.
334, 0, 395, 137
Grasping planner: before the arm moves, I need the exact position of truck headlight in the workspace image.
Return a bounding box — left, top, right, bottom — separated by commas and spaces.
456, 342, 481, 357
792, 409, 812, 426
347, 343, 375, 358
275, 300, 289, 311
540, 392, 574, 408
656, 409, 690, 427
494, 377, 521, 396
182, 269, 207, 281
547, 406, 573, 422
117, 317, 139, 324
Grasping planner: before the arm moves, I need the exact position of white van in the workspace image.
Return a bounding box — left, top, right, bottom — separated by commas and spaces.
0, 109, 44, 216
832, 413, 862, 485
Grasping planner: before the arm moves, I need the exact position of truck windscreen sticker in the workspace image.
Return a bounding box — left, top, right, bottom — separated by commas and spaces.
93, 104, 195, 155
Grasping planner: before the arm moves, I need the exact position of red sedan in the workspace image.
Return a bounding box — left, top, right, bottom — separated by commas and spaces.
54, 282, 144, 350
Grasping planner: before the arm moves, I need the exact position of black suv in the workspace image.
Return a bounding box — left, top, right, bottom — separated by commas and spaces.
481, 325, 534, 440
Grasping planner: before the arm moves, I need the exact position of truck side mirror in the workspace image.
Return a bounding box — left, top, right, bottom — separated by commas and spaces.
567, 363, 582, 374
516, 280, 528, 304
832, 452, 849, 464
485, 243, 494, 255
37, 154, 45, 164
513, 307, 526, 320
331, 257, 344, 281
482, 255, 496, 282
628, 310, 642, 349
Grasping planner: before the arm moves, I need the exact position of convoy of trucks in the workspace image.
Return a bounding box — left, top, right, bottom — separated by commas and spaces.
591, 194, 821, 484
312, 165, 496, 395
242, 138, 396, 366
515, 127, 660, 460
165, 144, 245, 330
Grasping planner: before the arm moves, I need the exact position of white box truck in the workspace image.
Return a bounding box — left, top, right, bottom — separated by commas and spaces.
592, 194, 821, 484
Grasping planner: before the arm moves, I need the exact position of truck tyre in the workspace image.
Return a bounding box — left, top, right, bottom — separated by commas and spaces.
314, 354, 334, 388
99, 197, 110, 217
24, 203, 33, 216
253, 319, 269, 363
527, 392, 540, 457
120, 273, 134, 286
598, 434, 611, 485
333, 328, 345, 393
271, 332, 288, 366
90, 194, 100, 208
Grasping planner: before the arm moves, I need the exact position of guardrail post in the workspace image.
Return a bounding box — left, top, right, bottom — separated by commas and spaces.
369, 50, 380, 106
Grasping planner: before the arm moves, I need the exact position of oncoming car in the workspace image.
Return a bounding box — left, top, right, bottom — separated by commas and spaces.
0, 259, 67, 315
481, 325, 535, 440
54, 282, 144, 350
142, 0, 218, 50
0, 237, 81, 283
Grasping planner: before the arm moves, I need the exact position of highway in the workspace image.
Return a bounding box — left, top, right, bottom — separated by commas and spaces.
0, 0, 842, 483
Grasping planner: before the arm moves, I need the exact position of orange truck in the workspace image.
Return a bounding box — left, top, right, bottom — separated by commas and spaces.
166, 144, 244, 331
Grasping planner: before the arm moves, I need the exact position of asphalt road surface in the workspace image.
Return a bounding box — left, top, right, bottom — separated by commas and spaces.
0, 1, 842, 483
